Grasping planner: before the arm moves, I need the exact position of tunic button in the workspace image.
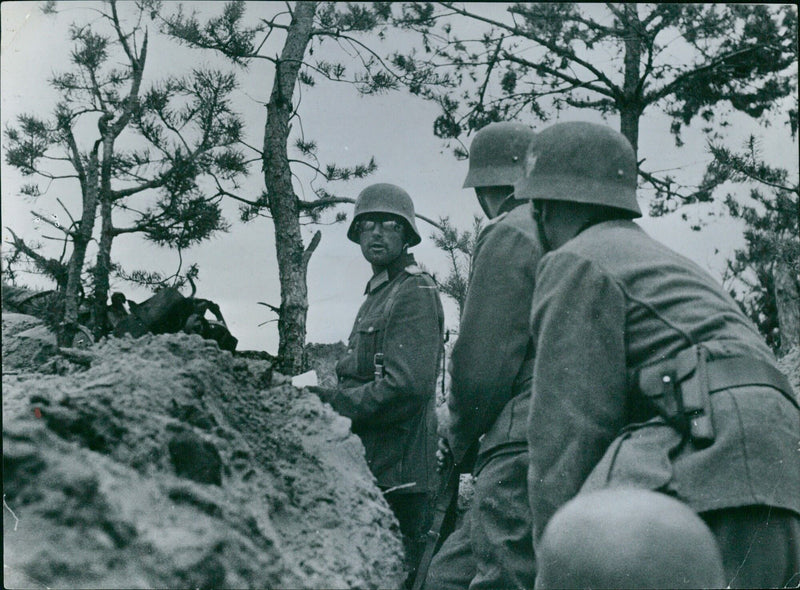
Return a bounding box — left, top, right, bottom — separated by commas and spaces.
368, 326, 374, 333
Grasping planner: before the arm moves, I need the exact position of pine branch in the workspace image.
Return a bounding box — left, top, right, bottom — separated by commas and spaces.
302, 229, 322, 266
30, 210, 75, 237
439, 2, 622, 94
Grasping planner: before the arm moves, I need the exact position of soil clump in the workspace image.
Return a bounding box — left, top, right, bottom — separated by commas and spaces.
3, 317, 404, 589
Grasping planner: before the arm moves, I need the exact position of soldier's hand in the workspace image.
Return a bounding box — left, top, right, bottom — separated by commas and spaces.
306, 385, 334, 403
435, 404, 451, 439
436, 437, 453, 472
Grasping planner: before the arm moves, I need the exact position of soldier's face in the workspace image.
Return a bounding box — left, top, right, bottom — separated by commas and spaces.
358, 214, 407, 268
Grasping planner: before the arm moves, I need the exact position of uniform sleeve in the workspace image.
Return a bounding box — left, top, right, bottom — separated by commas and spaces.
447, 220, 538, 463
328, 276, 442, 429
527, 251, 628, 545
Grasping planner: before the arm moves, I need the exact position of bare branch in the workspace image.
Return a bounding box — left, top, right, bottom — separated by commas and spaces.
502, 52, 616, 99
62, 124, 87, 187
110, 0, 138, 67
439, 1, 621, 94
302, 229, 322, 266
31, 210, 75, 237
55, 197, 78, 232
258, 301, 281, 314
475, 37, 505, 109
110, 176, 165, 200
4, 227, 69, 287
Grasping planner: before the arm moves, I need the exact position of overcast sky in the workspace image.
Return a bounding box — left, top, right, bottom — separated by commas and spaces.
2, 2, 797, 353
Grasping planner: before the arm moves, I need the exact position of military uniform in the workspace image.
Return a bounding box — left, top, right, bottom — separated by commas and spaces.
328, 252, 444, 580
426, 203, 541, 590
527, 220, 800, 588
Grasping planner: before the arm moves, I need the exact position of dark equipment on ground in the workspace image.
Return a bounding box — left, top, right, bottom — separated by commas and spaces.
113, 280, 237, 352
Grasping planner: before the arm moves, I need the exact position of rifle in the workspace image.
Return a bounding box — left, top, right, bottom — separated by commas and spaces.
411, 453, 461, 590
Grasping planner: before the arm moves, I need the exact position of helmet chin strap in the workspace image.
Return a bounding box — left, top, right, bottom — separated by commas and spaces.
498, 193, 523, 216
477, 188, 518, 219
476, 194, 494, 219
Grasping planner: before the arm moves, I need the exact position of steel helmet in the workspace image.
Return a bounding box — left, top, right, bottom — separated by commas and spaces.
514, 121, 641, 218
536, 489, 726, 589
462, 122, 536, 188
347, 183, 421, 246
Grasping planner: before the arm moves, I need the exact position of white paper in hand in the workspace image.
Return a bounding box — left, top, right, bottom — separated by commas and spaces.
291, 370, 318, 388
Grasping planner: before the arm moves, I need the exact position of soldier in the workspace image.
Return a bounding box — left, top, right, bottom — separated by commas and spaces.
310, 183, 445, 588
536, 489, 726, 589
516, 121, 800, 588
106, 292, 130, 331
426, 122, 541, 590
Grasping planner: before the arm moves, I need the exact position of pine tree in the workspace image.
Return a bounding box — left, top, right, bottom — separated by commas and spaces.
708, 136, 799, 352
4, 0, 246, 343
385, 3, 797, 212
162, 1, 445, 373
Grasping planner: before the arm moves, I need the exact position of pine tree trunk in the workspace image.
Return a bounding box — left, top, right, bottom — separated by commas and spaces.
92, 195, 113, 340
262, 1, 317, 375
620, 107, 641, 159
60, 156, 100, 347
620, 4, 643, 157
91, 133, 117, 340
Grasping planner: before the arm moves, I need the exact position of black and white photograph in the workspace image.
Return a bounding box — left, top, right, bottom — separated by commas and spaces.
2, 2, 798, 588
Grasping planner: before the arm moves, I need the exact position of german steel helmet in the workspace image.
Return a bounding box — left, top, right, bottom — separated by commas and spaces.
347, 183, 422, 246
462, 122, 536, 188
514, 121, 641, 218
537, 489, 725, 589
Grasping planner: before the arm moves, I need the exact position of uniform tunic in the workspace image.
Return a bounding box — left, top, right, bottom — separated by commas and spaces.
527, 220, 800, 586
447, 203, 541, 465
332, 253, 444, 495
427, 203, 542, 590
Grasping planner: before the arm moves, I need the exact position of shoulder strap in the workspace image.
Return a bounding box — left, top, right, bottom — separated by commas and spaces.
382, 270, 411, 318
369, 263, 429, 316
380, 267, 442, 337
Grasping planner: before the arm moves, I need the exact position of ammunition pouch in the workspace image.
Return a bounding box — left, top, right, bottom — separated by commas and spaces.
633, 345, 797, 448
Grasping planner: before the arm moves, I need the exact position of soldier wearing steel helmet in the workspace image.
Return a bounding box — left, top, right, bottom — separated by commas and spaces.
425, 121, 541, 590
516, 121, 800, 588
536, 489, 726, 589
310, 183, 444, 587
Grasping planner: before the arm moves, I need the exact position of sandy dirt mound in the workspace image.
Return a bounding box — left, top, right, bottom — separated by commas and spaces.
2, 313, 59, 374
3, 329, 404, 589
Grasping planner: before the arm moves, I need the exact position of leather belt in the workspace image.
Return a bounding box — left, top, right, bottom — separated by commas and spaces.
634, 346, 798, 447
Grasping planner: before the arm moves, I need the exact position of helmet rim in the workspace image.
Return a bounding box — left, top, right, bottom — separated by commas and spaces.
346, 183, 422, 246
514, 121, 641, 218
516, 173, 641, 218
462, 122, 535, 189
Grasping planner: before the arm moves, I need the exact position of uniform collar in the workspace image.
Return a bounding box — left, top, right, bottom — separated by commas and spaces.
365, 252, 416, 294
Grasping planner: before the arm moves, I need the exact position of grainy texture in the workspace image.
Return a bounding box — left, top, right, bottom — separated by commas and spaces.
777, 346, 800, 396
2, 321, 404, 589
